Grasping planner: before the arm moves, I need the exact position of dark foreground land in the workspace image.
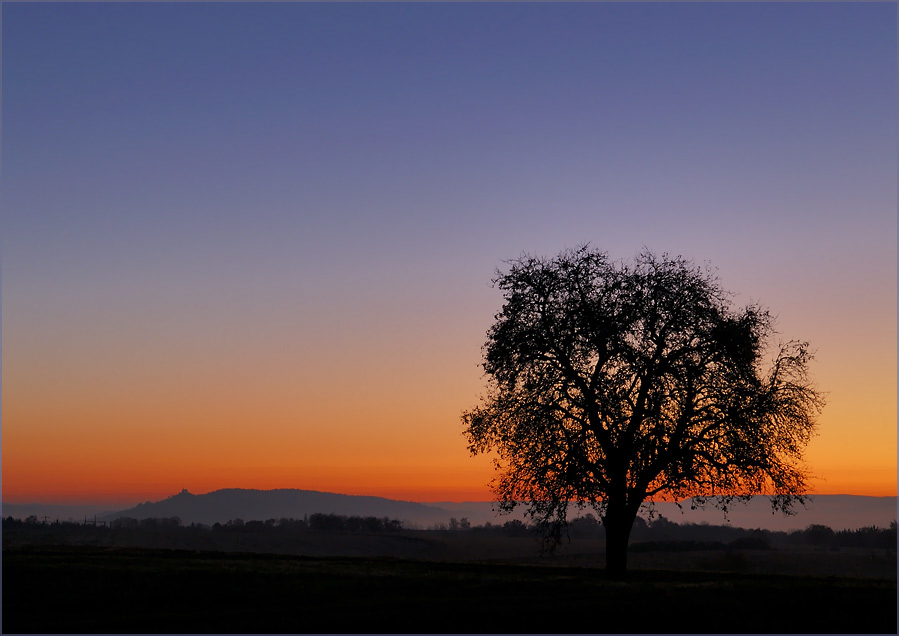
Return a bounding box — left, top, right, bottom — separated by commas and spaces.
3, 544, 896, 634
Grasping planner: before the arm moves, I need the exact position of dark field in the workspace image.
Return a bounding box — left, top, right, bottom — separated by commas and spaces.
3, 544, 896, 634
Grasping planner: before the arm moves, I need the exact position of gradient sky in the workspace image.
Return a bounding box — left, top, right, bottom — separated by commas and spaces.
2, 2, 896, 504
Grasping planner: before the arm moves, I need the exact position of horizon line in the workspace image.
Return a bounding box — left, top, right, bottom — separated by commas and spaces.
3, 488, 897, 508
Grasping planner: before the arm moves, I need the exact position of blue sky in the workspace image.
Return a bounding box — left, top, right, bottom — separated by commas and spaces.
2, 2, 896, 501
5, 3, 895, 274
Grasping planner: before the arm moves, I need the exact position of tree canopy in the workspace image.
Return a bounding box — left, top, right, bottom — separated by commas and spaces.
462, 247, 824, 573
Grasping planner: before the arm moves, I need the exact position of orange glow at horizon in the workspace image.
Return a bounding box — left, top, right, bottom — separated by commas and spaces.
3, 467, 895, 506
2, 0, 896, 521
3, 349, 895, 505
2, 324, 895, 505
3, 415, 895, 506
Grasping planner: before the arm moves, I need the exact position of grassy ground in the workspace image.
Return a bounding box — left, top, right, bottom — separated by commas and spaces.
3, 545, 896, 633
5, 522, 896, 579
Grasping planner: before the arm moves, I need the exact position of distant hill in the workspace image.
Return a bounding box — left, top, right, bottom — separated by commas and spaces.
105, 491, 898, 531
4, 491, 894, 532
98, 488, 458, 527
430, 495, 898, 532
639, 495, 897, 532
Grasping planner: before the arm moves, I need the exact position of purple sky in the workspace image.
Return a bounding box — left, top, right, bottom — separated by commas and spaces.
2, 3, 896, 502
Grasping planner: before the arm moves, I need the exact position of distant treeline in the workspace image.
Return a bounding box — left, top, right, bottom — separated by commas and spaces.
433, 513, 898, 550
205, 513, 405, 534
560, 513, 898, 551
4, 512, 404, 534
3, 513, 896, 551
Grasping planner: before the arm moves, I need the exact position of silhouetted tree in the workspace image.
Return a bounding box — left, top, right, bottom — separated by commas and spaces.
803, 523, 835, 547
462, 247, 824, 574
308, 513, 343, 532
565, 514, 593, 538
502, 519, 530, 537
113, 517, 140, 529
385, 518, 403, 532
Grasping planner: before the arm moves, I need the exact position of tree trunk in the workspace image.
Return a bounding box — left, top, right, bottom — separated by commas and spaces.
603, 501, 639, 576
